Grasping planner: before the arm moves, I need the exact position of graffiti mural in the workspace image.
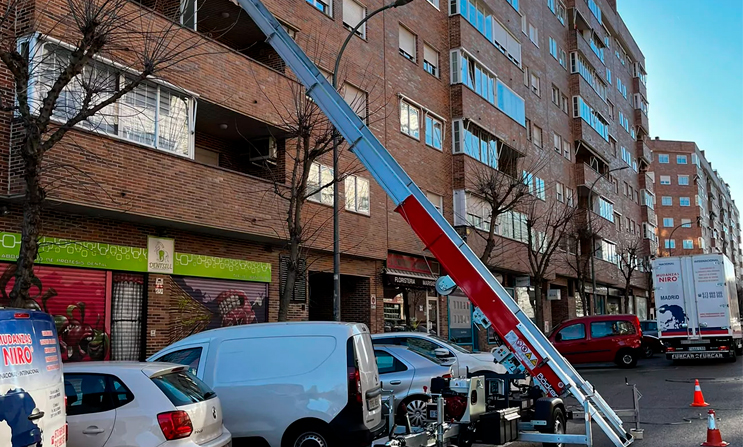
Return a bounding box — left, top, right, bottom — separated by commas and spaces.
0, 264, 109, 362
170, 276, 268, 342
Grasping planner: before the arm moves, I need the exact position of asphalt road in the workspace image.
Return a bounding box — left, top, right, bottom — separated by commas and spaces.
509, 355, 743, 447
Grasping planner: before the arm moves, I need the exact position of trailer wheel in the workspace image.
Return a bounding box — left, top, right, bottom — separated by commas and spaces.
543, 406, 566, 447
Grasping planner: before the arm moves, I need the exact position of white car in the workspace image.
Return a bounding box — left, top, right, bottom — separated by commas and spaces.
371, 332, 507, 378
63, 362, 231, 447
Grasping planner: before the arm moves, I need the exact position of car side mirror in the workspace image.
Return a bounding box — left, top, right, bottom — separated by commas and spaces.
434, 348, 452, 358
555, 333, 563, 342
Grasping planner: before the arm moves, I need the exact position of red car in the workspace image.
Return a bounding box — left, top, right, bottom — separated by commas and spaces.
548, 314, 643, 368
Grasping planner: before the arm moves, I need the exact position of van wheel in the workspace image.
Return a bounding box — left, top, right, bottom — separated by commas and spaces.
642, 344, 654, 359
616, 350, 638, 368
399, 396, 429, 427
284, 425, 332, 447
543, 406, 566, 447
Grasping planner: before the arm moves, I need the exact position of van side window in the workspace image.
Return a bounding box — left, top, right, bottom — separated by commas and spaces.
591, 321, 635, 339
156, 348, 203, 376
374, 351, 408, 374
65, 374, 113, 416
558, 323, 585, 341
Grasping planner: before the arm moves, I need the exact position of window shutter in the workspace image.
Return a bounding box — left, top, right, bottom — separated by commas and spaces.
280, 255, 307, 302
506, 34, 521, 64
493, 20, 508, 49
399, 26, 416, 59
343, 0, 364, 28
343, 83, 366, 119
423, 45, 438, 66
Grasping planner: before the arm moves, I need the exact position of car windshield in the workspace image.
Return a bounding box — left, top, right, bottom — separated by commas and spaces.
151, 370, 216, 407
425, 334, 471, 354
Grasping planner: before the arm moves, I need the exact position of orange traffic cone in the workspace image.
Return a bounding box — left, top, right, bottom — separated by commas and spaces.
701, 409, 729, 446
691, 379, 710, 407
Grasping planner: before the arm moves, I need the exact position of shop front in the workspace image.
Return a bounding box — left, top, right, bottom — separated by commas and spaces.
0, 232, 270, 362
383, 253, 442, 335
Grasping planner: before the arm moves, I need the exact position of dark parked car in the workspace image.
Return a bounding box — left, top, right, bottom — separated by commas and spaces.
640, 320, 658, 337
549, 314, 644, 368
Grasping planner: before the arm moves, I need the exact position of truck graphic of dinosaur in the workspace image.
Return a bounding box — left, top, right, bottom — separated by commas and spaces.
658, 304, 687, 330
0, 388, 43, 447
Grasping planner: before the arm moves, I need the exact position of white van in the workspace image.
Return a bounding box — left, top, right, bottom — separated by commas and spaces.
149, 322, 384, 447
1, 309, 66, 447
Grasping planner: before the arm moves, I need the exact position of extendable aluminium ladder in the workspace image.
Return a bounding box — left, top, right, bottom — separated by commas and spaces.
234, 1, 634, 445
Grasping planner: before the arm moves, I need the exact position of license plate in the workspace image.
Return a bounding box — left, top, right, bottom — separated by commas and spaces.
427, 403, 438, 420
671, 352, 723, 360
689, 346, 705, 351
368, 395, 381, 411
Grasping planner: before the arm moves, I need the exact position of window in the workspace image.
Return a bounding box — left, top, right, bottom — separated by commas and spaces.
563, 140, 571, 160
452, 50, 496, 105
65, 374, 113, 416
492, 17, 523, 67
661, 196, 672, 206
399, 25, 416, 61
679, 197, 691, 207
559, 49, 567, 69
573, 96, 608, 141
535, 177, 546, 200
529, 23, 539, 46
521, 14, 527, 34
557, 323, 585, 341
591, 321, 636, 339
677, 154, 688, 164
621, 146, 632, 165
375, 350, 408, 374
454, 120, 499, 168
659, 175, 671, 185
551, 85, 560, 106
570, 52, 607, 100
664, 239, 676, 249
522, 170, 534, 194
423, 44, 439, 77
525, 118, 532, 140
425, 115, 443, 150
587, 0, 602, 23
342, 83, 367, 122
557, 2, 567, 24
553, 132, 561, 152
345, 175, 370, 214
547, 0, 555, 13
678, 175, 690, 186
618, 111, 630, 133
35, 44, 195, 158
566, 188, 574, 206
533, 124, 542, 147
426, 191, 444, 214
663, 217, 674, 227
682, 219, 692, 228
606, 68, 611, 84
596, 196, 614, 222
151, 371, 215, 407
530, 72, 541, 96
598, 240, 617, 263
451, 0, 521, 67
400, 100, 420, 138
426, 0, 440, 8
561, 94, 569, 114
306, 0, 331, 16
549, 37, 558, 58
507, 0, 519, 10
587, 31, 604, 62
683, 239, 694, 249
496, 80, 526, 126
556, 182, 564, 202
343, 0, 366, 37
155, 348, 203, 376
658, 154, 669, 163
308, 163, 334, 205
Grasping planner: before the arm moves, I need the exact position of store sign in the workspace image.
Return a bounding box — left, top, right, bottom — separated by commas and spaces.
148, 236, 175, 274
386, 253, 439, 275
0, 232, 271, 282
385, 273, 436, 288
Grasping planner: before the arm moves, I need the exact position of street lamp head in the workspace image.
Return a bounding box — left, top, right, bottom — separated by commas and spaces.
609, 166, 630, 174
392, 0, 414, 6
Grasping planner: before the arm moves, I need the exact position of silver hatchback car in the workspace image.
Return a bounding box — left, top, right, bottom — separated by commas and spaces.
374, 345, 453, 427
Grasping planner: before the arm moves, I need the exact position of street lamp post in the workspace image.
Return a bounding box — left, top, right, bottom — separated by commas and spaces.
666, 221, 694, 256
331, 0, 414, 321
588, 165, 629, 315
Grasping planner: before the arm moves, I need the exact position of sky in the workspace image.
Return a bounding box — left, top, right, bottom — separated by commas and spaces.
618, 0, 743, 210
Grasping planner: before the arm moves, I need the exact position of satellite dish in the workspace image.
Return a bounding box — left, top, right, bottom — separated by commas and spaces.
435, 275, 457, 296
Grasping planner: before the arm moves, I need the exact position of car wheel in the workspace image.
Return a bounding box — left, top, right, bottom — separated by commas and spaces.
616, 350, 638, 368
400, 397, 429, 427
643, 344, 654, 359
735, 343, 743, 356
284, 425, 332, 447
543, 406, 566, 447
727, 349, 737, 363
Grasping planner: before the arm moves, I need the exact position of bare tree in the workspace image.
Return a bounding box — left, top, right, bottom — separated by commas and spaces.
563, 214, 606, 316
524, 196, 576, 331
0, 0, 206, 307
617, 234, 646, 313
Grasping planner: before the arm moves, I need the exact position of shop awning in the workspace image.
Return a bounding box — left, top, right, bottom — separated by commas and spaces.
384, 268, 439, 288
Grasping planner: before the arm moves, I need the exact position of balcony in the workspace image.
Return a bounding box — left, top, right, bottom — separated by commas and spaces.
633, 77, 647, 99
575, 163, 614, 199
639, 173, 654, 194
634, 109, 649, 135
641, 204, 657, 227
637, 140, 652, 166
573, 118, 613, 163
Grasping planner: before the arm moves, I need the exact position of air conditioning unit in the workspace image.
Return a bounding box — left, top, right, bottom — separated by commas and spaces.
249, 136, 277, 163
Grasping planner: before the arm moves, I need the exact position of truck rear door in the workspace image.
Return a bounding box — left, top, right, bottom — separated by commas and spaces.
654, 257, 692, 337
691, 255, 732, 337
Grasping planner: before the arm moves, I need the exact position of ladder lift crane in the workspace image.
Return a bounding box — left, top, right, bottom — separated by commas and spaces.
233, 1, 635, 445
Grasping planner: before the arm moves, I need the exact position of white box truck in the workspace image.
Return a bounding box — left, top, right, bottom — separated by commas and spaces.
652, 254, 743, 361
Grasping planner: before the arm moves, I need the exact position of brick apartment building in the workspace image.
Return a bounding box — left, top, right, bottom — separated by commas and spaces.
0, 0, 656, 361
647, 138, 743, 278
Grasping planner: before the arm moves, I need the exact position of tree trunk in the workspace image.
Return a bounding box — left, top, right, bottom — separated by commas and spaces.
278, 251, 297, 322
10, 140, 44, 309
533, 279, 545, 332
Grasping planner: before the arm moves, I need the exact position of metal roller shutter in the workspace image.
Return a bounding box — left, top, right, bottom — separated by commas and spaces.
0, 263, 108, 362
171, 276, 269, 337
